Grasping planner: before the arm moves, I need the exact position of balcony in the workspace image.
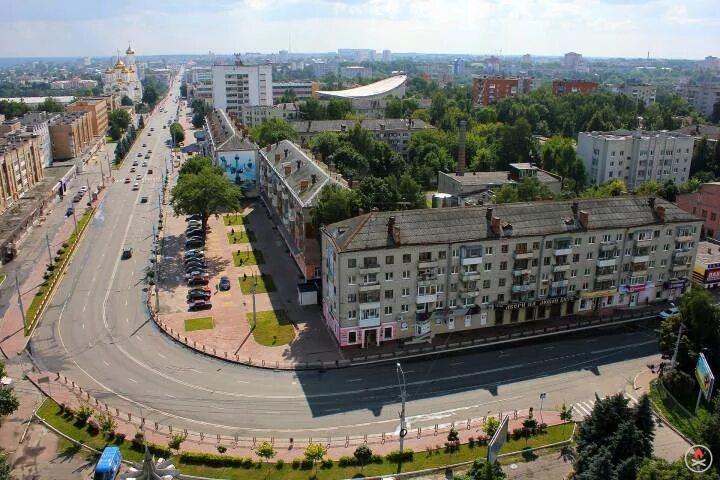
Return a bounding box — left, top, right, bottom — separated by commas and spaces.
635, 238, 652, 247
551, 279, 569, 288
358, 282, 381, 292
461, 290, 480, 298
461, 256, 483, 266
596, 273, 616, 282
600, 241, 617, 252
418, 259, 437, 269
632, 255, 650, 263
416, 293, 438, 303
596, 258, 617, 268
676, 234, 693, 242
511, 284, 532, 293
512, 268, 532, 277
554, 247, 573, 256
359, 263, 381, 273
461, 271, 482, 281
673, 249, 692, 258
358, 316, 381, 328
513, 250, 536, 260
672, 263, 689, 272
553, 264, 570, 273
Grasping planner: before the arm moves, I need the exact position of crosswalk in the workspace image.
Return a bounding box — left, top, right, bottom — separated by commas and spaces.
572, 391, 639, 419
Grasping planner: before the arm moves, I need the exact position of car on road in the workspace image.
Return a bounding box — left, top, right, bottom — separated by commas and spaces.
147, 168, 153, 174
140, 196, 148, 203
147, 132, 151, 136
658, 305, 679, 319
187, 276, 209, 286
150, 127, 155, 131
142, 144, 147, 147
141, 161, 147, 167
163, 125, 167, 129
137, 152, 143, 157
184, 252, 204, 260
135, 174, 142, 180
188, 299, 211, 311
121, 248, 133, 259
132, 161, 139, 166
124, 178, 131, 184
219, 276, 231, 291
130, 167, 136, 173
186, 214, 201, 222
72, 194, 82, 203
132, 182, 139, 191
148, 149, 152, 154
65, 207, 74, 216
80, 185, 88, 193
144, 154, 150, 159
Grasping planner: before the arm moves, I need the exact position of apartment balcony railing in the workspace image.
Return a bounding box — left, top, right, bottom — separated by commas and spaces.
461, 256, 483, 266
632, 255, 650, 263
418, 258, 438, 269
676, 234, 693, 242
600, 241, 617, 252
554, 247, 573, 256
597, 258, 617, 268
461, 271, 482, 281
358, 282, 381, 292
512, 268, 532, 277
634, 238, 652, 247
553, 264, 571, 273
551, 279, 569, 288
511, 284, 532, 293
513, 250, 536, 260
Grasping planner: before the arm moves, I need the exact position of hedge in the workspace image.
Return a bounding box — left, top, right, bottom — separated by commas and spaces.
178, 452, 256, 468
386, 449, 414, 463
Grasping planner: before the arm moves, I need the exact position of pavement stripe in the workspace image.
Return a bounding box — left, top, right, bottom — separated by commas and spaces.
625, 392, 638, 404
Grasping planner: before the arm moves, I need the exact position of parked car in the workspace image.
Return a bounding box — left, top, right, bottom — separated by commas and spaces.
135, 174, 142, 180
121, 248, 133, 259
186, 215, 201, 222
186, 229, 205, 237
65, 207, 74, 216
184, 249, 204, 257
144, 154, 150, 159
184, 259, 205, 268
72, 194, 82, 203
132, 182, 140, 191
187, 290, 211, 302
658, 305, 679, 319
148, 149, 152, 154
219, 276, 231, 291
186, 240, 204, 249
188, 299, 211, 311
137, 152, 143, 157
187, 276, 209, 286
140, 196, 148, 203
141, 161, 147, 167
142, 144, 147, 147
80, 185, 88, 193
147, 168, 153, 174
184, 255, 205, 263
130, 167, 136, 173
188, 286, 211, 295
132, 161, 138, 166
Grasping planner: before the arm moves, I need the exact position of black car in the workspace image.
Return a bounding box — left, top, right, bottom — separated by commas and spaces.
186, 215, 201, 222
185, 264, 206, 273
65, 207, 74, 216
186, 240, 204, 249
186, 233, 205, 241
187, 290, 211, 301
186, 227, 205, 235
188, 299, 211, 311
186, 236, 205, 244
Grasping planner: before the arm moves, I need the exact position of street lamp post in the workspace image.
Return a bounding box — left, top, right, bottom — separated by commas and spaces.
671, 322, 685, 370
45, 233, 52, 266
539, 392, 546, 424
396, 362, 408, 455
14, 269, 27, 329
251, 274, 257, 329
70, 203, 77, 229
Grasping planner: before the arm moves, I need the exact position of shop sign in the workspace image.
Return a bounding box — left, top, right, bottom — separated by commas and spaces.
664, 278, 689, 289
499, 295, 576, 310
706, 270, 720, 282
580, 288, 618, 299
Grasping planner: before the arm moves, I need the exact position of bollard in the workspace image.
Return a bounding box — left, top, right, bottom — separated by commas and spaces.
482, 416, 486, 425
115, 408, 119, 417
262, 360, 265, 367
364, 434, 367, 443
128, 413, 132, 421
154, 422, 159, 430
276, 361, 279, 369
271, 436, 274, 445
169, 425, 173, 433
434, 424, 438, 435
193, 341, 196, 347
381, 433, 385, 444
104, 403, 109, 411
217, 433, 220, 441
417, 428, 422, 439
202, 345, 205, 352
199, 432, 203, 440
184, 337, 187, 343
71, 381, 75, 388
252, 437, 257, 448
514, 409, 518, 419
184, 429, 188, 435
234, 434, 239, 442
213, 348, 216, 355
345, 435, 349, 447
467, 419, 471, 430
78, 386, 82, 393
141, 418, 145, 427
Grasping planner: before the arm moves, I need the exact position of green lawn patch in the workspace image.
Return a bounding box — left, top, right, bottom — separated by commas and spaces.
238, 274, 276, 294
184, 317, 215, 332
0, 273, 5, 287
232, 249, 264, 266
649, 380, 710, 442
227, 230, 255, 244
25, 207, 95, 333
248, 310, 295, 346
224, 214, 248, 226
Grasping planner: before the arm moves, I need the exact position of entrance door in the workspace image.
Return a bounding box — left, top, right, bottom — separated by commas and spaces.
364, 329, 378, 348
630, 294, 638, 306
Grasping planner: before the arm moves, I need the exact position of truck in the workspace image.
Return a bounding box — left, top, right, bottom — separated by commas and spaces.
94, 446, 122, 480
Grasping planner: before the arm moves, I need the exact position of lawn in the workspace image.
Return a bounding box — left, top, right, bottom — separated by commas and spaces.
24, 207, 95, 333
0, 273, 5, 287
238, 274, 276, 294
224, 214, 249, 226
227, 230, 256, 244
37, 396, 574, 480
184, 317, 215, 332
248, 310, 295, 346
233, 249, 264, 266
649, 380, 711, 442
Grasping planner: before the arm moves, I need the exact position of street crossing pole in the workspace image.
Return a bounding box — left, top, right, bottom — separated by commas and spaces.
396, 362, 408, 454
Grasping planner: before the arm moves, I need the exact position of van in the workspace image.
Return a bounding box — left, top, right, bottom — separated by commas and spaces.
94, 446, 121, 480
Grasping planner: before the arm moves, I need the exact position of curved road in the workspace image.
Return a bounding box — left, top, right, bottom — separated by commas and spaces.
30, 74, 661, 438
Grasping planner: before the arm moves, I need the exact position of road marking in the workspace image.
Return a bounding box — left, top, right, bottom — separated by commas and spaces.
103, 360, 110, 367
125, 299, 128, 306
450, 361, 464, 366
585, 339, 597, 342
347, 378, 363, 383
125, 317, 129, 323
625, 392, 638, 404
82, 323, 85, 329
543, 346, 555, 350
86, 290, 91, 297
157, 353, 166, 359
128, 378, 137, 383
166, 394, 176, 398
82, 305, 86, 312
136, 336, 143, 342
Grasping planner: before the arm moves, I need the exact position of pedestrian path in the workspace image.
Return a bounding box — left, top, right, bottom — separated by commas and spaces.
571, 391, 639, 419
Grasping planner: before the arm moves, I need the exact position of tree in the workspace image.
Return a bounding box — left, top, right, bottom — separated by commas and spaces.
120, 95, 133, 106
310, 185, 360, 231
179, 83, 187, 97
700, 396, 720, 468
309, 131, 341, 161
168, 432, 187, 452
0, 450, 10, 480
108, 109, 131, 132
304, 442, 327, 475
560, 402, 573, 421
170, 122, 185, 144
483, 417, 500, 437
142, 83, 159, 106
95, 410, 118, 437
138, 115, 145, 130
38, 97, 64, 113
353, 444, 372, 472
397, 173, 425, 209
637, 457, 720, 480
170, 163, 243, 231
0, 387, 18, 418
250, 117, 298, 147
453, 458, 506, 480
255, 440, 276, 470
179, 155, 223, 177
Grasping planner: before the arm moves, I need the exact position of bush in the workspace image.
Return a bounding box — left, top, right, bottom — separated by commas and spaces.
54, 255, 62, 263
147, 442, 171, 458
75, 404, 94, 426
300, 458, 314, 470
168, 432, 187, 451
661, 370, 695, 403
386, 449, 414, 463
338, 456, 356, 467
370, 454, 383, 464
63, 407, 75, 419
86, 420, 99, 436
291, 458, 301, 470
115, 433, 126, 444
62, 242, 69, 248
132, 432, 144, 449
178, 452, 255, 468
475, 435, 489, 445
320, 459, 333, 469
468, 436, 475, 448
56, 248, 65, 255
216, 445, 227, 454
275, 459, 284, 470
537, 423, 548, 434
512, 427, 523, 440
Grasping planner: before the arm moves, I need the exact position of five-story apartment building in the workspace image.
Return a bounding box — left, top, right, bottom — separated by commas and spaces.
321, 197, 701, 348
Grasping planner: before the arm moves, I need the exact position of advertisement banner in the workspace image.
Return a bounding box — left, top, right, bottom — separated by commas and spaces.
707, 270, 720, 283
696, 353, 715, 402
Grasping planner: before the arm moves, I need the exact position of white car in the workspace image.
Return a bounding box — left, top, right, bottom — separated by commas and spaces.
80, 185, 88, 193
658, 306, 679, 319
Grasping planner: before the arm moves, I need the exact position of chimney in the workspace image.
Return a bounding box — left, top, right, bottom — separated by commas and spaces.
387, 216, 395, 236
579, 210, 590, 228
648, 196, 656, 209
275, 153, 281, 162
457, 120, 467, 176
491, 216, 501, 235
296, 159, 301, 170
655, 205, 666, 222
284, 148, 289, 158
284, 165, 291, 176
300, 179, 309, 192
486, 207, 493, 221
571, 201, 578, 216
387, 216, 401, 245
311, 174, 317, 185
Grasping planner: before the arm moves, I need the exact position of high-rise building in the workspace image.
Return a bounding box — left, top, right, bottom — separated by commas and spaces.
67, 98, 109, 137
472, 76, 536, 105
552, 80, 598, 96
676, 83, 720, 119
562, 52, 583, 70
620, 82, 656, 106
211, 64, 272, 116
321, 197, 699, 348
577, 129, 694, 190
0, 134, 44, 215
382, 50, 392, 62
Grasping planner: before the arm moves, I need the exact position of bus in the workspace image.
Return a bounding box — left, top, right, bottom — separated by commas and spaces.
94, 446, 122, 480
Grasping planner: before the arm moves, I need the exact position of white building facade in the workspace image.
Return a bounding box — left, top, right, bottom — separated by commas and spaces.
676, 83, 720, 119
577, 129, 694, 191
211, 64, 272, 116
620, 83, 656, 106
102, 45, 143, 103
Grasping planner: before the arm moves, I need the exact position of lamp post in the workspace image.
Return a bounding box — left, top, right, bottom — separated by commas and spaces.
671, 322, 685, 370
396, 362, 408, 455
251, 274, 257, 329
45, 233, 52, 266
70, 203, 77, 229
539, 392, 546, 424
14, 269, 27, 329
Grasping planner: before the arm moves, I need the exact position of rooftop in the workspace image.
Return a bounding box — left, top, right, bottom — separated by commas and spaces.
673, 124, 720, 141
291, 118, 430, 134
206, 109, 257, 152
581, 129, 694, 140
325, 196, 698, 253
316, 75, 407, 99
695, 241, 720, 267
441, 168, 560, 189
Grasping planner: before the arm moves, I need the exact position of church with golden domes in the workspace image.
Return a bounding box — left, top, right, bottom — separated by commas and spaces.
102, 44, 143, 103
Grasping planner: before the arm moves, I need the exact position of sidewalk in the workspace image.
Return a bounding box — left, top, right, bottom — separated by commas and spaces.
28, 369, 568, 462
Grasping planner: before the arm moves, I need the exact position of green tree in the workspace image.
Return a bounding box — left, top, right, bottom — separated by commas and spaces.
700, 396, 720, 470
170, 122, 185, 144
454, 458, 506, 480
0, 387, 18, 418
304, 442, 327, 475
179, 83, 187, 97
326, 98, 353, 119
637, 457, 720, 480
108, 123, 122, 141
95, 410, 117, 437
483, 417, 500, 437
516, 176, 555, 202
191, 99, 212, 128
309, 131, 341, 161
168, 432, 187, 452
108, 109, 131, 132
170, 166, 243, 231
255, 440, 276, 471
0, 450, 10, 480
560, 402, 573, 421
0, 100, 31, 118
250, 117, 298, 147
120, 95, 133, 106
353, 444, 372, 472
310, 185, 360, 231
636, 180, 660, 195
397, 173, 425, 209
38, 97, 65, 112
138, 115, 145, 130
179, 155, 223, 176
142, 83, 159, 106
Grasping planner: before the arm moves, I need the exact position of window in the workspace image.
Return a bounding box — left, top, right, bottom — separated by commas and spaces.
419, 251, 432, 262
438, 251, 446, 260
545, 241, 552, 248
602, 234, 611, 242
449, 298, 457, 308
586, 252, 593, 260
384, 306, 393, 315
437, 267, 446, 275
499, 278, 506, 287
574, 238, 582, 246
465, 315, 472, 327
582, 282, 589, 290
501, 245, 508, 253
713, 213, 717, 221
544, 257, 551, 266
385, 255, 394, 265
498, 293, 505, 302
663, 244, 669, 252
402, 254, 411, 263
660, 259, 667, 266
402, 270, 410, 279
348, 331, 357, 344
484, 263, 492, 271
385, 272, 393, 281
348, 293, 356, 302
571, 269, 577, 277
401, 287, 410, 297
436, 299, 444, 309
347, 258, 356, 268
450, 283, 458, 292
500, 261, 507, 270
584, 268, 590, 276
437, 284, 444, 293
483, 279, 491, 289
361, 308, 379, 320
363, 256, 379, 268
486, 246, 494, 255
401, 304, 409, 312
384, 326, 392, 338
348, 275, 356, 285
650, 245, 656, 253
533, 242, 540, 250
384, 289, 394, 299
573, 254, 580, 263
452, 249, 459, 258
481, 295, 490, 304
616, 233, 623, 241
348, 310, 356, 320
451, 265, 459, 274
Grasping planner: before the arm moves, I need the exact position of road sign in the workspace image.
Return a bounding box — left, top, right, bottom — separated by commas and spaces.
695, 353, 715, 402
486, 415, 509, 464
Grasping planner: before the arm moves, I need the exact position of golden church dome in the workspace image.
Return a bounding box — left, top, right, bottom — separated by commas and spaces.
126, 45, 135, 55
114, 59, 125, 69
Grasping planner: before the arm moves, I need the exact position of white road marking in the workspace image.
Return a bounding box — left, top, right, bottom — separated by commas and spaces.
625, 392, 638, 404
347, 378, 363, 383
103, 360, 110, 367
136, 336, 143, 342
544, 346, 555, 350
157, 353, 166, 359
166, 394, 176, 398
82, 305, 86, 312
86, 290, 91, 297
451, 361, 464, 366
82, 323, 85, 329
128, 378, 137, 383
125, 318, 129, 323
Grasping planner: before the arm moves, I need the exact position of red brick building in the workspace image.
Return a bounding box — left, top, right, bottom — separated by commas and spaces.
552, 80, 599, 96
677, 183, 720, 238
473, 76, 535, 106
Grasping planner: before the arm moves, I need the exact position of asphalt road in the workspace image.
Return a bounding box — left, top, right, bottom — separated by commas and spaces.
29, 74, 663, 438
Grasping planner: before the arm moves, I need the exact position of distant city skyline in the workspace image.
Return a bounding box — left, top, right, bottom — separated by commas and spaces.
2, 0, 719, 60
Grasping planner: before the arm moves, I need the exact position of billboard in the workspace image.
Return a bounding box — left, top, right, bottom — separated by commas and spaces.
486, 415, 509, 464
696, 353, 715, 402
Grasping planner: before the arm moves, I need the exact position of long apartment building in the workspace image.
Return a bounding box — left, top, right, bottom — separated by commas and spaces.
577, 129, 694, 191
48, 112, 93, 160
321, 197, 700, 348
211, 64, 272, 116
676, 83, 720, 119
67, 97, 109, 137
0, 134, 44, 215
258, 140, 348, 280
472, 75, 536, 106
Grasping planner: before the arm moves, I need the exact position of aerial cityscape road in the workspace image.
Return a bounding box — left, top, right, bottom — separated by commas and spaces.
29, 77, 662, 438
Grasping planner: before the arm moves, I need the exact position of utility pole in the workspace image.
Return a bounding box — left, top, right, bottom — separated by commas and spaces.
153, 223, 160, 313
251, 274, 257, 329
99, 160, 105, 188
70, 203, 77, 229
105, 150, 112, 180
14, 269, 26, 329
45, 233, 52, 266
85, 176, 91, 196
539, 392, 546, 424
396, 362, 408, 455
671, 323, 684, 370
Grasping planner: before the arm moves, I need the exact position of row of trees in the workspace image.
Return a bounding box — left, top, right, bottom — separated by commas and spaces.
298, 96, 354, 120
0, 97, 65, 118
190, 99, 212, 128
108, 108, 131, 141
169, 122, 185, 144
690, 136, 720, 178
113, 123, 138, 164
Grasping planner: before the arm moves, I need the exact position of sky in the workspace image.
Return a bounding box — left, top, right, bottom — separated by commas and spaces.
1, 0, 719, 59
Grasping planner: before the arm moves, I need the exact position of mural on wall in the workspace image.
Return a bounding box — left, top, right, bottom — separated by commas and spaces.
218, 151, 256, 189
